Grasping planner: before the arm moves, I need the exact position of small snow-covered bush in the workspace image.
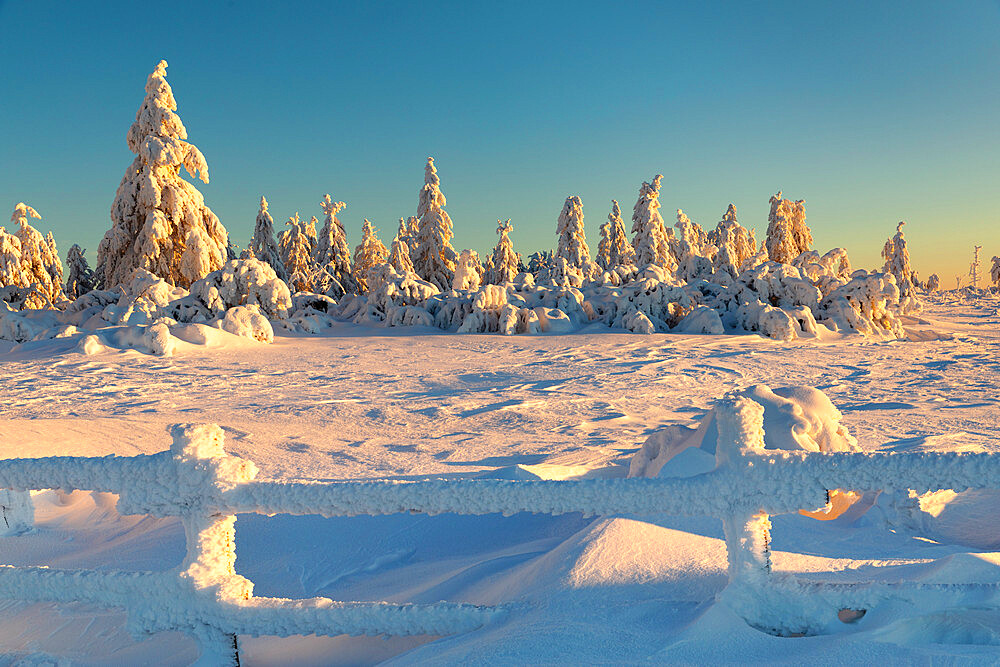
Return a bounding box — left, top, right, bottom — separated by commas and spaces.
217, 305, 274, 342
818, 271, 906, 338
186, 258, 291, 320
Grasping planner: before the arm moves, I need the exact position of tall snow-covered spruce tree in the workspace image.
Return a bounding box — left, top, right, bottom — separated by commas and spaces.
882, 221, 914, 295
597, 200, 633, 271
97, 60, 228, 290
314, 194, 357, 296
765, 192, 811, 264
707, 204, 756, 277
388, 220, 416, 275
353, 219, 389, 292
413, 157, 457, 291
65, 244, 96, 299
487, 219, 519, 284
248, 196, 286, 280
631, 175, 673, 271
556, 196, 592, 271
279, 213, 315, 292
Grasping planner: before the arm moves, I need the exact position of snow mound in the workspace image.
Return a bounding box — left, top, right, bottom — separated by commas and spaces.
629, 384, 859, 478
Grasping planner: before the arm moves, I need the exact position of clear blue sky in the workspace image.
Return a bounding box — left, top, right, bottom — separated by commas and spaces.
1, 0, 997, 283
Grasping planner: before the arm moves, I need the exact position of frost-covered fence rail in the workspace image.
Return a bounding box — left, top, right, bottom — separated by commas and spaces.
3, 409, 1000, 661
225, 449, 1000, 519
0, 425, 503, 666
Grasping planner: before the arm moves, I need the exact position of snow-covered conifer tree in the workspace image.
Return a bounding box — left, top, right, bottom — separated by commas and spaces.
0, 228, 24, 292
556, 196, 592, 277
44, 232, 64, 298
926, 273, 940, 292
453, 249, 483, 291
413, 157, 457, 291
528, 250, 554, 284
991, 257, 1000, 289
249, 196, 286, 280
305, 216, 319, 254
65, 244, 96, 300
10, 203, 64, 305
487, 219, 520, 284
787, 198, 811, 257
352, 218, 389, 292
881, 221, 914, 295
604, 200, 634, 269
387, 224, 416, 275
405, 216, 420, 260
314, 194, 356, 294
765, 192, 811, 264
96, 60, 228, 289
631, 175, 673, 270
708, 204, 756, 276
597, 218, 613, 271
279, 213, 314, 292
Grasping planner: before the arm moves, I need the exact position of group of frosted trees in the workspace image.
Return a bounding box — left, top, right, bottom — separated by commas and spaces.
4, 60, 999, 316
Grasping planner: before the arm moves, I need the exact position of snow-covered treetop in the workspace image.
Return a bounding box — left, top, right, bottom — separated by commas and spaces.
126, 60, 208, 184
11, 203, 41, 228
991, 256, 1000, 287
631, 175, 673, 271
417, 156, 446, 218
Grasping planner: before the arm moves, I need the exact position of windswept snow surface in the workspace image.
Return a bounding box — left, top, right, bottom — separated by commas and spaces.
0, 290, 998, 664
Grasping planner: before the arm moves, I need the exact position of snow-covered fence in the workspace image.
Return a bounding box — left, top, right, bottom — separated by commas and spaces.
3, 411, 1000, 660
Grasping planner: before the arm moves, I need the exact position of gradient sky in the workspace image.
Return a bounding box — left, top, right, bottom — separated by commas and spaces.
1, 0, 997, 283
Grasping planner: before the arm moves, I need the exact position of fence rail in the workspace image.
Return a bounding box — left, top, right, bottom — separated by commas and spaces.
1, 397, 999, 663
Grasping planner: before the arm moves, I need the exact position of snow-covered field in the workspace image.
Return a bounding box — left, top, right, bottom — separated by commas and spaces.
0, 289, 998, 665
